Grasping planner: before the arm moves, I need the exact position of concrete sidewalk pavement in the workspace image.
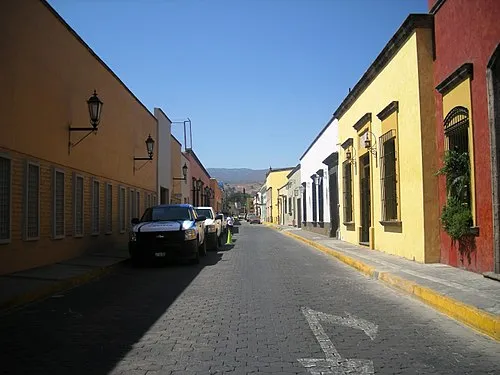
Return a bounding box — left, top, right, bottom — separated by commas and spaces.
264, 222, 500, 341
0, 248, 129, 313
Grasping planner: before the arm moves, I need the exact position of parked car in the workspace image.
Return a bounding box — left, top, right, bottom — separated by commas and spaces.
128, 204, 206, 265
247, 214, 261, 224
195, 206, 224, 250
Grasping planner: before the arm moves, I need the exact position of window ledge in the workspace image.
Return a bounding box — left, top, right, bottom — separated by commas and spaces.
24, 237, 40, 242
0, 239, 11, 245
74, 234, 84, 238
469, 226, 480, 237
105, 231, 113, 236
343, 221, 355, 226
53, 235, 65, 240
379, 220, 402, 227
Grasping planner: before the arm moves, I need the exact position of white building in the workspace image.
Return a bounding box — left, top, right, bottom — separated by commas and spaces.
299, 116, 340, 237
155, 108, 172, 204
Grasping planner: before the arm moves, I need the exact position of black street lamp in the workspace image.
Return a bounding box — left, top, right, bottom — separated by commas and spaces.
87, 90, 104, 129
68, 89, 104, 153
135, 134, 155, 161
173, 163, 188, 181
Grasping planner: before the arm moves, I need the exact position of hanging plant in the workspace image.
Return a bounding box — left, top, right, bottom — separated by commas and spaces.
436, 150, 473, 241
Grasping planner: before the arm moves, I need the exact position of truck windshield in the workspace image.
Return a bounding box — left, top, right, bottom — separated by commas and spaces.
141, 206, 192, 222
195, 208, 213, 219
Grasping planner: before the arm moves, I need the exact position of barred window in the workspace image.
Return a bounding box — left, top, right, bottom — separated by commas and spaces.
136, 191, 140, 218
342, 161, 353, 223
444, 106, 469, 154
318, 176, 324, 222
311, 179, 317, 222
92, 179, 100, 235
153, 194, 157, 206
0, 156, 11, 242
145, 192, 151, 209
53, 169, 65, 238
25, 162, 40, 240
130, 189, 136, 220
105, 183, 112, 234
74, 175, 84, 236
119, 186, 126, 233
380, 130, 398, 221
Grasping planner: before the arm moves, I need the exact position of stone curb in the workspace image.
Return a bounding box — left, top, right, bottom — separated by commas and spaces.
266, 224, 500, 341
0, 260, 126, 314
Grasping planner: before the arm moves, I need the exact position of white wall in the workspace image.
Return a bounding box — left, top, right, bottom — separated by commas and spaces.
155, 108, 172, 198
300, 118, 339, 224
181, 153, 190, 204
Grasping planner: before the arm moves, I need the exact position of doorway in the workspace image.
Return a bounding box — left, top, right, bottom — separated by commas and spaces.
297, 198, 302, 228
359, 154, 371, 244
488, 45, 500, 273
329, 167, 339, 238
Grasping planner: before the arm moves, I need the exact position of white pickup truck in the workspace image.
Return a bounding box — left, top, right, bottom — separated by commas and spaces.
194, 206, 223, 250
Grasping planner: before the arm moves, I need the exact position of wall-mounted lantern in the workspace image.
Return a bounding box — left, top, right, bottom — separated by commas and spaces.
299, 185, 305, 195
364, 130, 378, 166
134, 134, 155, 161
68, 90, 104, 154
346, 149, 352, 161
196, 179, 203, 190
173, 163, 188, 181
133, 134, 155, 172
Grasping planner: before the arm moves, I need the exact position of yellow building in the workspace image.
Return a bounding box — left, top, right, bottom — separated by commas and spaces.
265, 167, 294, 223
337, 14, 439, 263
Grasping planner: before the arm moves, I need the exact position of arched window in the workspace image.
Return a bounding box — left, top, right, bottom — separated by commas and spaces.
444, 106, 469, 153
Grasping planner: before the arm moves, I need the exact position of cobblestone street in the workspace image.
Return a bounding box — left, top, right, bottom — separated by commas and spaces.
1, 223, 499, 375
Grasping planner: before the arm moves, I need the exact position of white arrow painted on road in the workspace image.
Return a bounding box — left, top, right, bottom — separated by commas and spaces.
298, 307, 379, 375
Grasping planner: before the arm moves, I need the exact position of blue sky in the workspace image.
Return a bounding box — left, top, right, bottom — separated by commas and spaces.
48, 0, 427, 169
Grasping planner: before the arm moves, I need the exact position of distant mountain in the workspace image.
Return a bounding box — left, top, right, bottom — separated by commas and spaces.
207, 168, 267, 184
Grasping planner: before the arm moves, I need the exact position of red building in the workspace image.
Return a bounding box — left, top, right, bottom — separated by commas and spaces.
183, 149, 213, 208
430, 0, 500, 273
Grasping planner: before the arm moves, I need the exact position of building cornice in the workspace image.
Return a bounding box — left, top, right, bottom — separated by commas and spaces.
333, 14, 433, 120
299, 115, 336, 160
183, 149, 211, 179
353, 113, 372, 131
436, 63, 473, 95
377, 101, 399, 121
429, 0, 447, 15
286, 164, 301, 179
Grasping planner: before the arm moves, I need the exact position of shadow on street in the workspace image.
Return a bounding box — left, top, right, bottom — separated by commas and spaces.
0, 250, 224, 375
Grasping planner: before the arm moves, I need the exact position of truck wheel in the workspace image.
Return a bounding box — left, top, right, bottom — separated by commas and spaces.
199, 238, 207, 256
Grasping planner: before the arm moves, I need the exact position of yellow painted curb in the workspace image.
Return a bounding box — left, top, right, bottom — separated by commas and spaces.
276, 228, 500, 341
284, 231, 377, 278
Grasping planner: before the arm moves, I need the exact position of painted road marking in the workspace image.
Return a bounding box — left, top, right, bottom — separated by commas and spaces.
298, 307, 378, 375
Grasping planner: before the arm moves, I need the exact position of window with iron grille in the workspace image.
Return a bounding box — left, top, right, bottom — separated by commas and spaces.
119, 186, 126, 233
444, 106, 469, 154
92, 179, 100, 235
0, 156, 11, 243
318, 177, 324, 222
25, 162, 40, 240
153, 194, 158, 206
74, 175, 84, 236
136, 191, 140, 218
105, 183, 112, 234
342, 161, 353, 223
380, 130, 398, 221
312, 180, 317, 222
53, 169, 65, 238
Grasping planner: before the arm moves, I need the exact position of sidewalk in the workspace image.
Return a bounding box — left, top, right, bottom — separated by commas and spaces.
0, 248, 129, 313
264, 222, 500, 341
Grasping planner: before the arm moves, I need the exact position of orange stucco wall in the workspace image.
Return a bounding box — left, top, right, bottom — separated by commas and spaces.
0, 1, 158, 274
